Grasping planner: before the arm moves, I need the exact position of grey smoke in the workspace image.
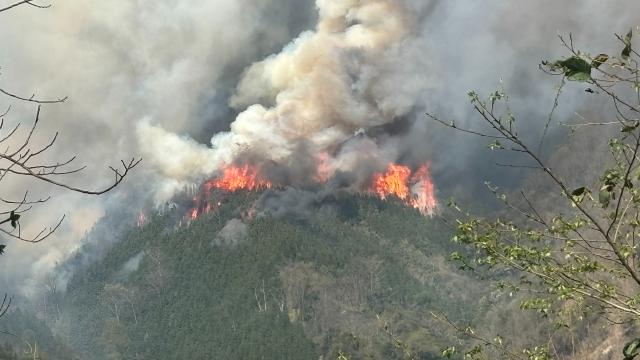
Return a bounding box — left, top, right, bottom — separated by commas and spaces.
116, 251, 145, 281
258, 188, 336, 221
214, 219, 248, 247
0, 0, 317, 296
0, 0, 636, 298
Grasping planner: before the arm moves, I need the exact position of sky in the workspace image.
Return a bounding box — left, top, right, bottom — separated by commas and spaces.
0, 0, 637, 297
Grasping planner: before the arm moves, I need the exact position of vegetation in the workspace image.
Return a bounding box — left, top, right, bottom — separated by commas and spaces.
0, 4, 636, 360
0, 2, 138, 356
0, 309, 76, 359
0, 4, 138, 329
0, 1, 139, 245
32, 192, 492, 359
429, 30, 640, 359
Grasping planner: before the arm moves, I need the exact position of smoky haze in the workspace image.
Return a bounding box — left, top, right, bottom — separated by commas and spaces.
0, 0, 636, 296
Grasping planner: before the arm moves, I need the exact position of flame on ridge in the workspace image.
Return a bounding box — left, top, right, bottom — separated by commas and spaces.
204, 164, 272, 192
187, 162, 437, 222
370, 163, 437, 215
189, 164, 271, 220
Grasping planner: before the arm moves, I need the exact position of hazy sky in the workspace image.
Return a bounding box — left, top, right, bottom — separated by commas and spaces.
0, 0, 637, 297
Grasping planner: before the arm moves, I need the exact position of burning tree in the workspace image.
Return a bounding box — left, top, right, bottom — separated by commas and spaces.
369, 163, 437, 216
184, 161, 437, 224
430, 29, 640, 359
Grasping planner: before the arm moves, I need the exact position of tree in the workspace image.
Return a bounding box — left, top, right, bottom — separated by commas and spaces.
0, 0, 51, 13
0, 0, 139, 326
0, 2, 139, 244
430, 29, 640, 359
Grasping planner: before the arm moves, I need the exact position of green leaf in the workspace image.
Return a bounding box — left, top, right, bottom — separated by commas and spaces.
9, 211, 19, 229
571, 187, 586, 196
591, 53, 609, 68
571, 187, 588, 203
625, 29, 634, 46
488, 140, 504, 150
599, 187, 612, 208
623, 29, 633, 59
441, 347, 456, 358
593, 53, 609, 64
622, 121, 640, 133
623, 338, 640, 359
554, 56, 592, 82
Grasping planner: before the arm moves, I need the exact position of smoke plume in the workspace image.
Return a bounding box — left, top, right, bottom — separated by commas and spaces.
0, 0, 638, 296
138, 0, 436, 197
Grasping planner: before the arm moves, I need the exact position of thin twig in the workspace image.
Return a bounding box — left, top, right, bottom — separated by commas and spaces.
0, 0, 50, 13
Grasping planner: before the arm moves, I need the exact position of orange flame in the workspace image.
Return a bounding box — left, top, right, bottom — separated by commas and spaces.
188, 164, 271, 220
190, 207, 199, 220
205, 164, 272, 192
371, 164, 412, 200
370, 163, 437, 215
186, 162, 436, 222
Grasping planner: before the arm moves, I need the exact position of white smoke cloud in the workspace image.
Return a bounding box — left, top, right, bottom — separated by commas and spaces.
116, 251, 145, 280
0, 0, 317, 296
139, 0, 431, 187
0, 0, 638, 297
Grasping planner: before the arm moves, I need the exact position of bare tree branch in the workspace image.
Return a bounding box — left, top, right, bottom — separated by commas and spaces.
0, 0, 50, 14
0, 89, 65, 104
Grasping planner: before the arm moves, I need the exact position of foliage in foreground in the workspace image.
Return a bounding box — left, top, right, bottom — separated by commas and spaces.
432, 29, 640, 359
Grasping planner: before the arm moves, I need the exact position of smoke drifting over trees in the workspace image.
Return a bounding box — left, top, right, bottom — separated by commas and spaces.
0, 0, 638, 297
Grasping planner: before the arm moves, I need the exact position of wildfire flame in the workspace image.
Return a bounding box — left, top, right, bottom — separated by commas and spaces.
205, 164, 272, 192
190, 207, 200, 220
189, 164, 271, 220
187, 162, 437, 222
370, 163, 437, 215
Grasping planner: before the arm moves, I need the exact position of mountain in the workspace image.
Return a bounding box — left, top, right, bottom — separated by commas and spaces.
57, 191, 488, 359
0, 309, 76, 360
8, 191, 512, 359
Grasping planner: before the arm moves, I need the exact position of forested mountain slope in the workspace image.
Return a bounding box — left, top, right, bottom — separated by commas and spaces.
50, 192, 490, 359
0, 189, 619, 359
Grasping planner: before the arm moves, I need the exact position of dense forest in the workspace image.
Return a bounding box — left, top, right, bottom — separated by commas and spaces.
0, 188, 502, 358
0, 1, 639, 359
19, 192, 473, 359
0, 189, 623, 359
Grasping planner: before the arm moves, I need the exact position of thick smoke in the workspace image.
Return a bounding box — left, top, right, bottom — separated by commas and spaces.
138, 0, 435, 193
0, 0, 317, 296
138, 0, 640, 202
0, 0, 638, 297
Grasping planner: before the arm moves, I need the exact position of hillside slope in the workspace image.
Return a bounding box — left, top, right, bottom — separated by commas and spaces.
52, 192, 489, 359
